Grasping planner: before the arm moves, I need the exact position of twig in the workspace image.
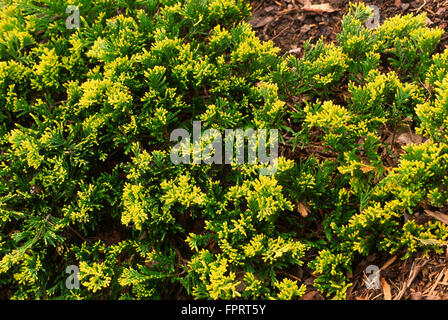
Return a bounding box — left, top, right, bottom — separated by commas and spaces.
68, 226, 87, 241
278, 270, 302, 282
380, 256, 397, 272
428, 268, 445, 296
35, 214, 51, 242
271, 25, 291, 41
416, 0, 427, 13
252, 0, 264, 14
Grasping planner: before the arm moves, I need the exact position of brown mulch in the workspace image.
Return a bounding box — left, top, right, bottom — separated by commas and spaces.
348, 252, 448, 300
294, 250, 448, 300
250, 0, 448, 300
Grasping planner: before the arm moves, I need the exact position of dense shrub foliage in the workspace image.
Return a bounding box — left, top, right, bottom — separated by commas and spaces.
1, 0, 448, 299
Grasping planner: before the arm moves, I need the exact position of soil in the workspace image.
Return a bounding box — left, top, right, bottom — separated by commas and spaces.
249, 0, 448, 300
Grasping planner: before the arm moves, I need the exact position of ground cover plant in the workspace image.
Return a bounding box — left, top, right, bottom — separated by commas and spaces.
1, 0, 448, 300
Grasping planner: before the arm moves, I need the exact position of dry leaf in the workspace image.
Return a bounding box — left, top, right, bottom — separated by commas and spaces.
396, 131, 424, 146
394, 0, 402, 7
403, 116, 413, 123
381, 277, 392, 300
297, 202, 310, 218
425, 210, 448, 225
360, 163, 375, 173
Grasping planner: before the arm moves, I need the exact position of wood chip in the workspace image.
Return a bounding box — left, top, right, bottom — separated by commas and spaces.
288, 47, 302, 54
249, 16, 274, 28
301, 0, 335, 14
442, 269, 448, 284
381, 277, 392, 300
425, 210, 448, 225
264, 6, 277, 13
380, 256, 397, 272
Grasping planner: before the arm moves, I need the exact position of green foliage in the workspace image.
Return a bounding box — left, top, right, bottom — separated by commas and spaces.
274, 38, 348, 98
1, 0, 448, 301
